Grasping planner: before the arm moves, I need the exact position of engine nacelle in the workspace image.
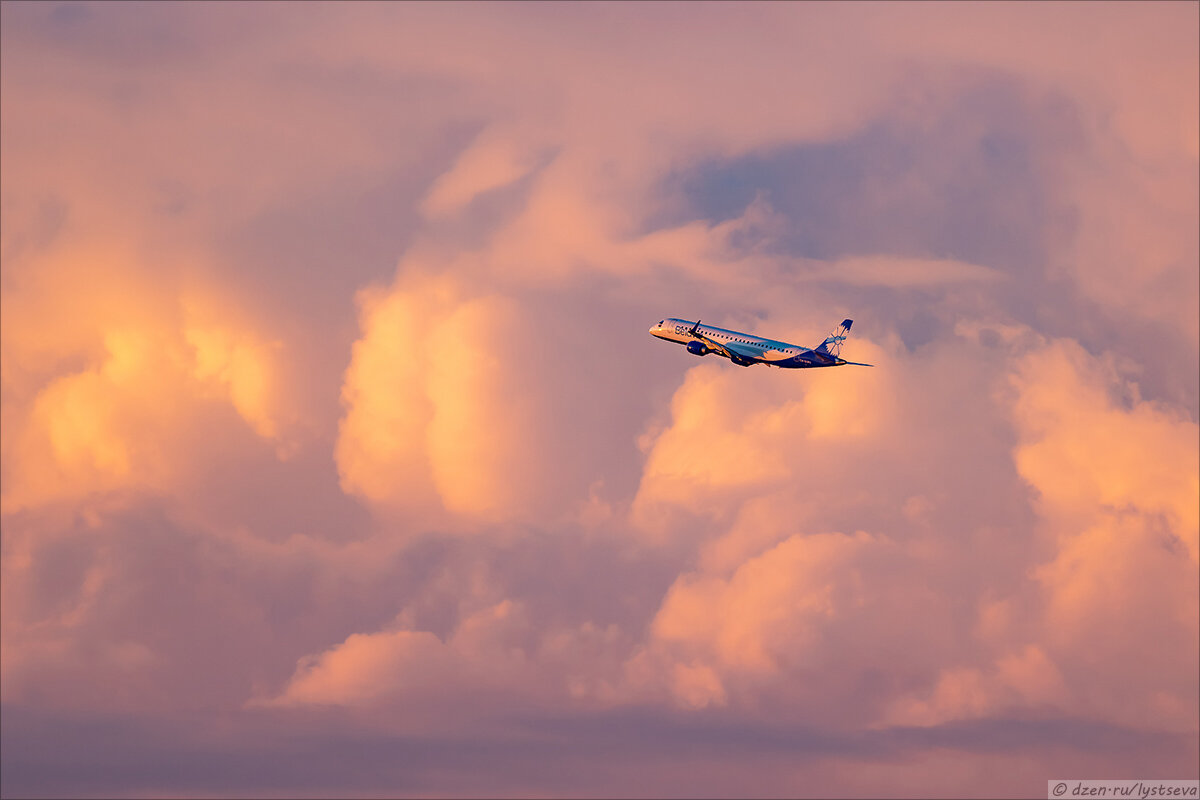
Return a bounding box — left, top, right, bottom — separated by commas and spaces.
686, 340, 708, 356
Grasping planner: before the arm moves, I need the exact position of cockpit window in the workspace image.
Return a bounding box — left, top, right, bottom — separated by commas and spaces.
658, 320, 664, 326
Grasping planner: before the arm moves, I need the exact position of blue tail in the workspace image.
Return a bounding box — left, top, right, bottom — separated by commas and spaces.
814, 319, 853, 356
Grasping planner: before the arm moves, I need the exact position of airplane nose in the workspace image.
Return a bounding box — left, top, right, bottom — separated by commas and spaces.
648, 324, 657, 334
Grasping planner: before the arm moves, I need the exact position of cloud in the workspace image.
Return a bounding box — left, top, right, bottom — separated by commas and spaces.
311, 316, 1197, 747
1011, 338, 1199, 563
1010, 338, 1199, 731
263, 591, 636, 726
819, 255, 1003, 287
185, 324, 282, 441
2, 2, 1197, 796
634, 529, 946, 716
626, 323, 1197, 742
874, 330, 1199, 733
335, 271, 564, 523
268, 627, 470, 709
630, 335, 895, 539
420, 126, 551, 219
0, 245, 295, 513
884, 643, 1068, 728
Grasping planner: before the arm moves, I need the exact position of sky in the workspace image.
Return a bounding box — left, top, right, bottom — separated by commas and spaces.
1, 1, 1197, 797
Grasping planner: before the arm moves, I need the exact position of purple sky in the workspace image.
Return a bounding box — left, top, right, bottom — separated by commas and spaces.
2, 2, 1197, 797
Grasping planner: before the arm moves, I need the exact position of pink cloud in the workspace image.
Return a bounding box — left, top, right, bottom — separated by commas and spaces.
2, 1, 1196, 796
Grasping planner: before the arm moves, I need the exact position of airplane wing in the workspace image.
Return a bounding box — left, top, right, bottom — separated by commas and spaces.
724, 341, 762, 360
690, 330, 735, 358
689, 327, 760, 362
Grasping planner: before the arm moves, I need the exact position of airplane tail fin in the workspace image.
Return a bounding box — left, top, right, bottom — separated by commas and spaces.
814, 319, 853, 357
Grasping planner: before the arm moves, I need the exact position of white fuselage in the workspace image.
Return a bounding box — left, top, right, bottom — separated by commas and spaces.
648, 318, 855, 369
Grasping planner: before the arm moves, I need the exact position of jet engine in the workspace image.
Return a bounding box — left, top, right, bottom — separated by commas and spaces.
686, 341, 708, 356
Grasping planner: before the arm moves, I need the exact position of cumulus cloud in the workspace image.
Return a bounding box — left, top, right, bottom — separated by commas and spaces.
1011, 340, 1198, 560
1010, 338, 1199, 731
262, 583, 635, 725
420, 126, 551, 219
335, 271, 566, 523
2, 1, 1197, 796
315, 318, 1197, 747
631, 529, 943, 716
0, 248, 294, 513
631, 333, 897, 541
267, 612, 502, 710
626, 322, 1197, 742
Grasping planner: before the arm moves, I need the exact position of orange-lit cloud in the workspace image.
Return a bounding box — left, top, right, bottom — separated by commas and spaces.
335, 271, 561, 522
2, 2, 1196, 796
632, 336, 892, 538
645, 531, 891, 706
1011, 339, 1199, 731
1, 240, 292, 513
1012, 339, 1199, 563
879, 332, 1199, 733
264, 591, 634, 723
622, 324, 1197, 740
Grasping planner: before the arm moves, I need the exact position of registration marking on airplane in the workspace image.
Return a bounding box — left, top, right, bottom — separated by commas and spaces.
648, 318, 873, 369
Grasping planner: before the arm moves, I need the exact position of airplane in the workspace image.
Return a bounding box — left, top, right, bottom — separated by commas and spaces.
648, 317, 873, 369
